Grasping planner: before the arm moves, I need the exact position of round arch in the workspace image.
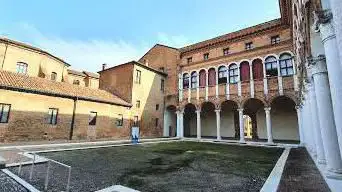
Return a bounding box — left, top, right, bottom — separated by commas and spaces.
164, 105, 177, 137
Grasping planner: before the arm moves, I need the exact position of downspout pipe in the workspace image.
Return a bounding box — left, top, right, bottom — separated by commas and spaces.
69, 97, 78, 140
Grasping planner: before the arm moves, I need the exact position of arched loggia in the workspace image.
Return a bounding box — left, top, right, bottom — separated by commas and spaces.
243, 98, 266, 141
164, 105, 177, 137
221, 100, 239, 139
200, 102, 216, 138
183, 103, 197, 137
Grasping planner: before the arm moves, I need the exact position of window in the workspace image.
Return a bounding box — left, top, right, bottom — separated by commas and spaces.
240, 62, 250, 81
73, 80, 80, 85
155, 118, 159, 127
89, 111, 97, 126
133, 116, 139, 126
161, 79, 165, 91
223, 48, 230, 56
199, 70, 206, 87
271, 35, 280, 45
156, 104, 159, 110
187, 57, 192, 64
117, 114, 123, 126
183, 73, 190, 89
203, 53, 209, 60
265, 56, 278, 77
191, 71, 197, 88
208, 68, 216, 86
48, 108, 58, 125
51, 72, 57, 81
245, 42, 253, 50
135, 70, 141, 84
228, 64, 239, 83
159, 67, 165, 72
136, 100, 141, 108
0, 104, 11, 123
218, 66, 227, 84
279, 54, 294, 76
16, 62, 28, 74
252, 59, 264, 80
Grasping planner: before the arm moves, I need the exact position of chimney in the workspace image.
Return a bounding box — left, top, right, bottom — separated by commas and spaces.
102, 63, 107, 70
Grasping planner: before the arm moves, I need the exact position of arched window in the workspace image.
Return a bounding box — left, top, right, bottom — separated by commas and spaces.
16, 62, 28, 74
208, 68, 216, 86
229, 64, 239, 83
191, 71, 198, 88
279, 53, 294, 76
199, 70, 206, 87
252, 59, 264, 80
265, 56, 278, 77
183, 73, 189, 89
218, 66, 227, 84
240, 62, 250, 81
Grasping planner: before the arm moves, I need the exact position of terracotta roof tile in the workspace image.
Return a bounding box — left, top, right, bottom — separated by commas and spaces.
67, 69, 86, 77
83, 71, 100, 79
0, 70, 131, 107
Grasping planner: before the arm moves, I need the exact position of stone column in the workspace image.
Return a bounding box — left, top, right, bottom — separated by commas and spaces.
304, 94, 317, 156
329, 0, 342, 68
180, 110, 184, 138
215, 109, 221, 140
308, 82, 326, 164
264, 107, 273, 144
196, 109, 201, 139
309, 56, 342, 177
176, 111, 181, 137
295, 106, 304, 146
178, 74, 183, 102
238, 108, 245, 142
314, 10, 342, 156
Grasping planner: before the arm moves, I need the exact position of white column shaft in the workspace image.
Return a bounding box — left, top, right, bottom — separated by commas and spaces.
216, 110, 221, 140
265, 108, 273, 143
196, 110, 201, 139
296, 107, 304, 146
176, 112, 180, 137
238, 109, 245, 142
329, 0, 342, 68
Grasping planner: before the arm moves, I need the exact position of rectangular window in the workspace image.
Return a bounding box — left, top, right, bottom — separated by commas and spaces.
156, 104, 159, 110
203, 53, 209, 60
133, 116, 139, 126
0, 104, 11, 123
245, 42, 253, 50
159, 67, 165, 72
117, 114, 123, 126
271, 35, 280, 45
223, 48, 229, 56
135, 70, 141, 84
16, 62, 28, 74
161, 79, 165, 91
48, 108, 58, 125
155, 118, 159, 127
136, 100, 141, 108
187, 57, 192, 64
89, 111, 97, 126
51, 72, 57, 81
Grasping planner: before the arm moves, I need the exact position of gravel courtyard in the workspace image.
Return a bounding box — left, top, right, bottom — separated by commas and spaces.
10, 141, 283, 192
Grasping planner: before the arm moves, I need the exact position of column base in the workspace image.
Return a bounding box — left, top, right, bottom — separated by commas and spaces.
216, 137, 222, 141
326, 169, 342, 180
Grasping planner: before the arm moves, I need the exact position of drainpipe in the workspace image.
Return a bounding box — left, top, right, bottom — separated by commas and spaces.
1, 42, 8, 70
69, 97, 78, 140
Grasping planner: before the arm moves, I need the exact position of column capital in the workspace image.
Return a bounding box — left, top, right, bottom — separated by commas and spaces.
215, 109, 221, 113
307, 55, 328, 75
313, 9, 333, 32
196, 109, 201, 114
295, 105, 302, 110
264, 107, 271, 112
237, 108, 244, 112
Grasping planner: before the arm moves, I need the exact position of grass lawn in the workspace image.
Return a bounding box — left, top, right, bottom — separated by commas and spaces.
11, 141, 283, 192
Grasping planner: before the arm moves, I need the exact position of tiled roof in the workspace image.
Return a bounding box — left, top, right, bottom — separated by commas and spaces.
67, 69, 86, 77
83, 71, 100, 79
0, 70, 131, 107
0, 37, 70, 67
180, 19, 283, 54
98, 61, 168, 76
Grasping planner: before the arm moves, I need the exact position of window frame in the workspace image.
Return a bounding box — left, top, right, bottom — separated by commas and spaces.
228, 64, 239, 84
223, 48, 230, 56
89, 111, 97, 126
136, 100, 141, 108
117, 114, 123, 126
279, 54, 294, 77
265, 56, 279, 77
156, 104, 159, 110
73, 80, 80, 85
161, 79, 165, 91
271, 35, 281, 45
155, 118, 159, 127
48, 108, 58, 125
218, 66, 227, 84
245, 42, 253, 50
203, 53, 209, 60
0, 103, 11, 124
135, 70, 141, 84
190, 72, 198, 89
187, 57, 192, 64
16, 62, 28, 75
183, 73, 190, 89
51, 72, 57, 81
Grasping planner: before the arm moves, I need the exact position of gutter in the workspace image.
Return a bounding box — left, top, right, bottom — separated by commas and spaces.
1, 43, 8, 70
69, 97, 78, 140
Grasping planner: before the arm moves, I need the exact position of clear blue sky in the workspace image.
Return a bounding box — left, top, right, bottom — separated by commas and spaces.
0, 0, 280, 72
